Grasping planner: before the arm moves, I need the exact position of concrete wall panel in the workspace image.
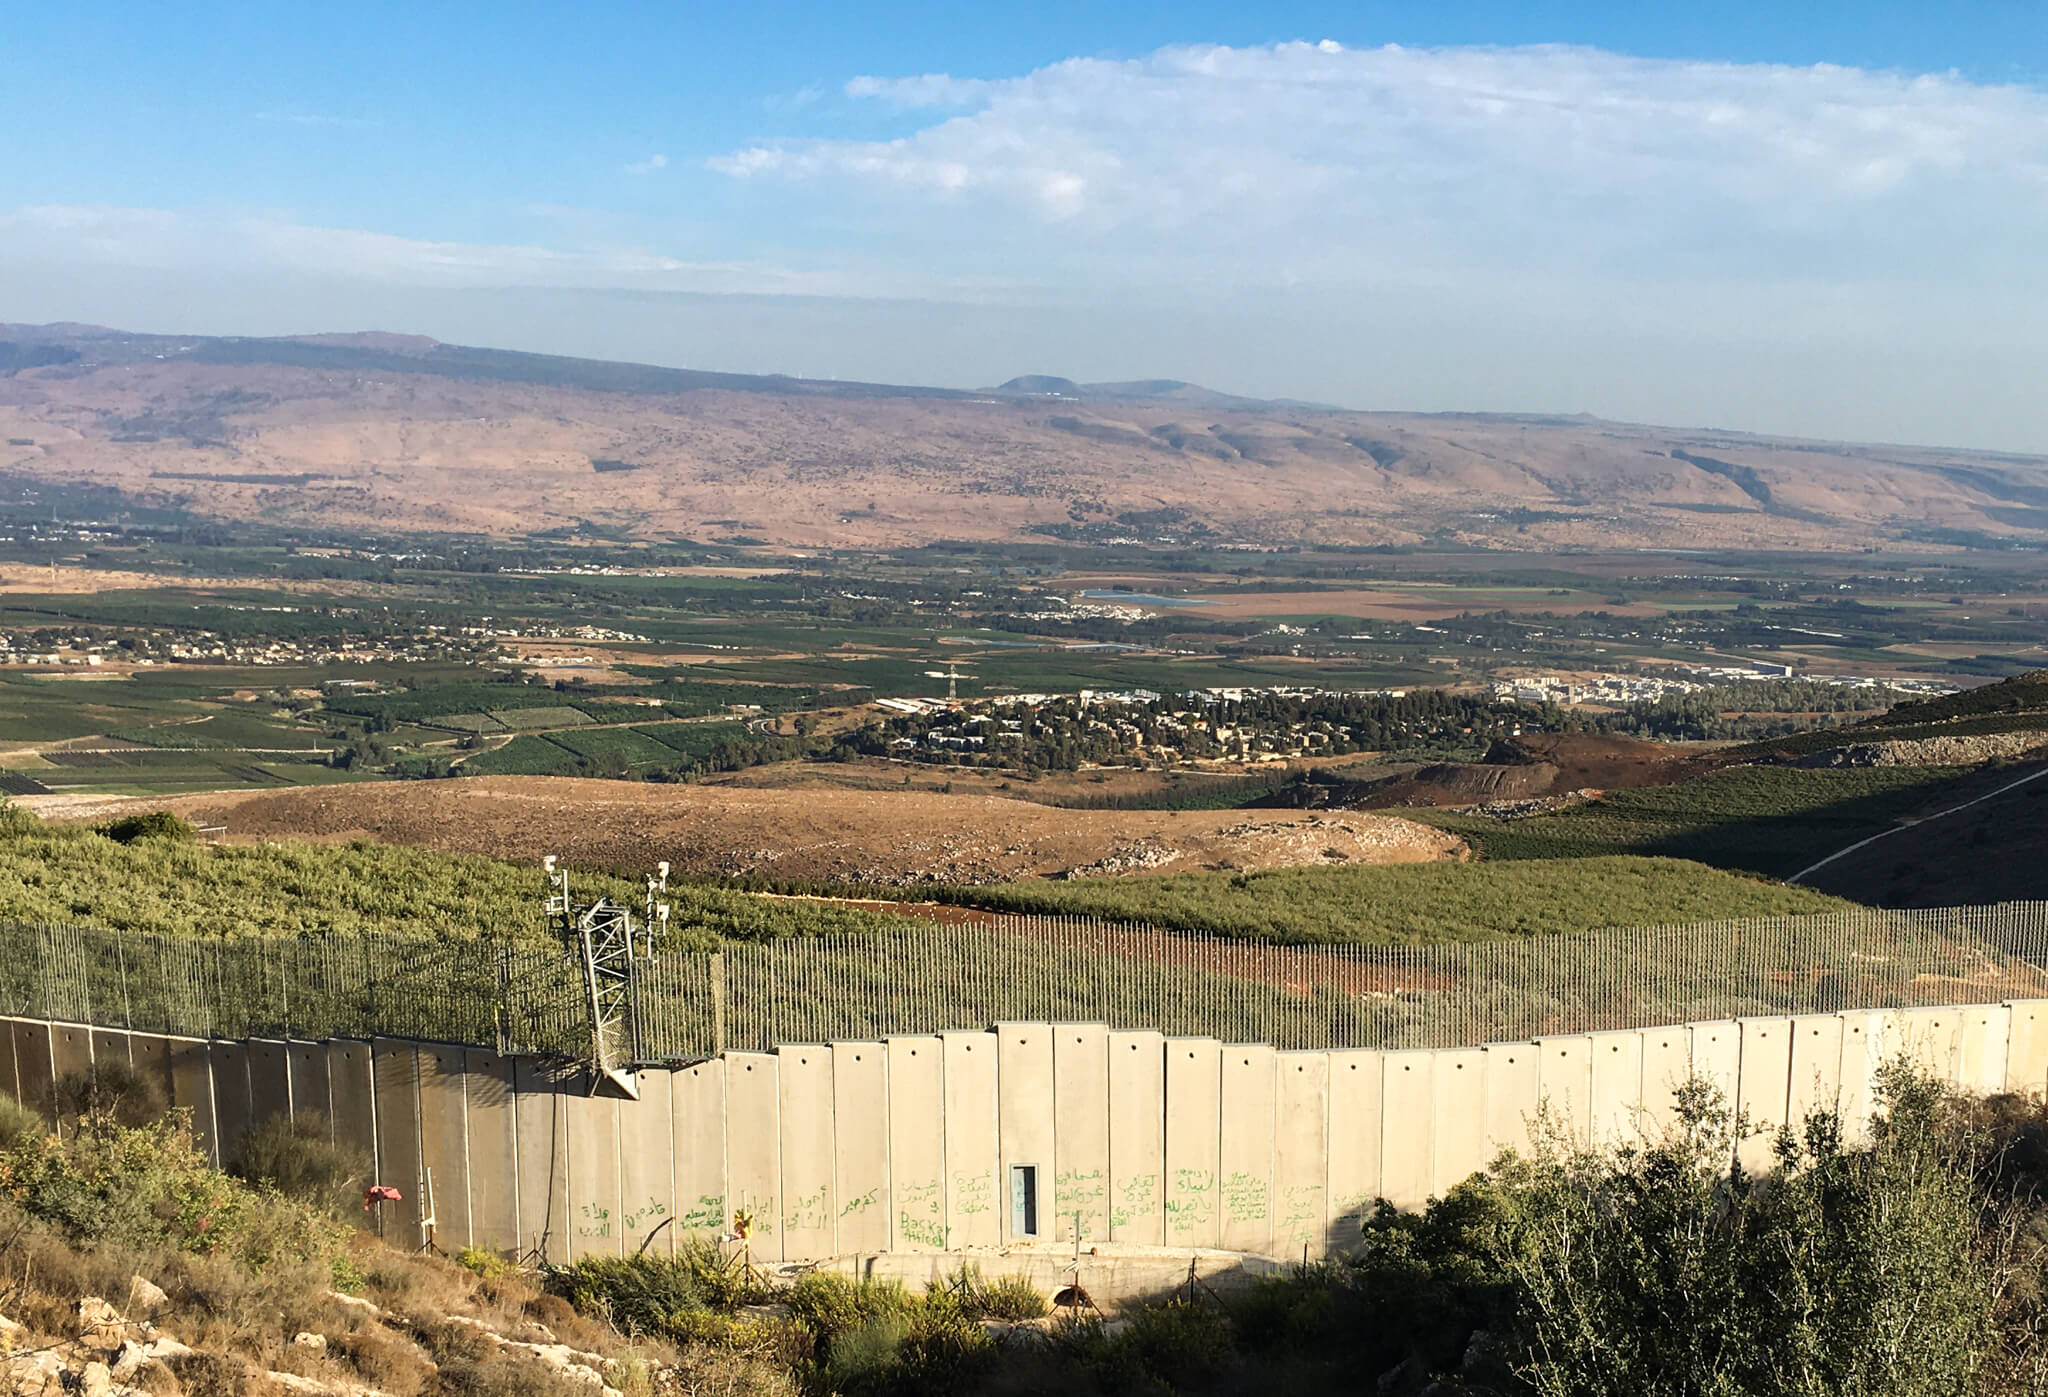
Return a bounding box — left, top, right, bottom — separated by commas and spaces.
1326, 1050, 1382, 1247
1053, 1025, 1111, 1245
166, 1036, 215, 1162
1107, 1030, 1165, 1246
1535, 1036, 1593, 1152
325, 1041, 376, 1179
1588, 1032, 1645, 1151
210, 1042, 253, 1168
1164, 1038, 1223, 1249
1786, 1015, 1845, 1131
246, 1039, 292, 1134
832, 1043, 889, 1255
1689, 1021, 1741, 1117
1218, 1044, 1277, 1255
513, 1058, 576, 1263
1900, 1007, 1962, 1081
996, 1024, 1055, 1245
0, 1020, 18, 1104
1835, 1010, 1886, 1144
1431, 1047, 1487, 1197
2007, 1001, 2048, 1098
886, 1037, 946, 1251
1275, 1051, 1329, 1259
1735, 1019, 1792, 1174
564, 1080, 622, 1261
777, 1046, 836, 1261
462, 1051, 519, 1256
671, 1059, 728, 1242
50, 1024, 92, 1098
1380, 1050, 1435, 1211
370, 1040, 424, 1250
726, 1051, 783, 1261
88, 1028, 131, 1071
1638, 1026, 1691, 1144
416, 1045, 474, 1253
941, 1032, 999, 1251
127, 1033, 174, 1124
1960, 1005, 2013, 1097
11, 1022, 54, 1125
287, 1042, 330, 1126
1481, 1042, 1539, 1163
617, 1073, 676, 1258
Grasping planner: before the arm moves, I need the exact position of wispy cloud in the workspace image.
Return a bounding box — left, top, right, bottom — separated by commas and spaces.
624, 153, 669, 175
0, 204, 858, 296
710, 41, 2048, 292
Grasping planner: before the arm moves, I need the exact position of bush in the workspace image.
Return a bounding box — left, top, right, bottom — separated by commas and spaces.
457, 1245, 512, 1280
54, 1058, 168, 1130
0, 1091, 46, 1151
98, 810, 196, 844
232, 1112, 368, 1217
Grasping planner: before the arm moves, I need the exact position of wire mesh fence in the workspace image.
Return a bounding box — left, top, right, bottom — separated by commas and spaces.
5, 903, 2047, 1059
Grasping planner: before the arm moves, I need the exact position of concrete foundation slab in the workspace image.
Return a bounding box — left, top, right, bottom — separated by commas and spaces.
88, 1028, 131, 1071
1480, 1042, 1538, 1164
287, 1042, 330, 1126
10, 1021, 53, 1125
1959, 1005, 2013, 1097
1535, 1036, 1593, 1152
246, 1039, 292, 1134
1688, 1021, 1741, 1118
325, 1041, 377, 1180
167, 1036, 216, 1162
1638, 1026, 1691, 1144
513, 1058, 577, 1263
1326, 1048, 1382, 1250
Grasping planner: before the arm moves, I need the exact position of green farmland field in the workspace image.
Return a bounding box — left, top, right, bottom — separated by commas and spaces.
937, 855, 1853, 944
459, 735, 575, 775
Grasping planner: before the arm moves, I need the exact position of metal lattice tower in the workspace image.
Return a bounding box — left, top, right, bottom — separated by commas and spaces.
544, 856, 650, 1099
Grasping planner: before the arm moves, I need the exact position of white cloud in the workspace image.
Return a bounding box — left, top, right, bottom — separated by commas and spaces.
624, 153, 669, 175
0, 204, 852, 296
710, 41, 2048, 293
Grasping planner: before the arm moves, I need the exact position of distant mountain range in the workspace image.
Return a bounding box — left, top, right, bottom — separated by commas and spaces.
1, 322, 2044, 551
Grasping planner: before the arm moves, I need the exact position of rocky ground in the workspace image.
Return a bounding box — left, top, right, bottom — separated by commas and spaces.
26, 778, 1464, 884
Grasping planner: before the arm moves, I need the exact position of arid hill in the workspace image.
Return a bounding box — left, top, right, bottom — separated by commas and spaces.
2, 324, 2046, 550
24, 777, 1465, 884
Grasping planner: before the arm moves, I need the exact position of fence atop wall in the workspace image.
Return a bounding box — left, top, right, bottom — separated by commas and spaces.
3, 903, 2047, 1059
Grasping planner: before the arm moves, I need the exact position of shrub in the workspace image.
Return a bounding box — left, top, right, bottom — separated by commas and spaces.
232, 1112, 367, 1217
457, 1245, 512, 1280
0, 1091, 46, 1151
98, 810, 196, 844
54, 1059, 168, 1130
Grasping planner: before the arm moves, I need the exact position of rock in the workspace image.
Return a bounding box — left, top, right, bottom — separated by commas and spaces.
0, 1315, 22, 1354
4, 1349, 62, 1397
108, 1342, 150, 1383
75, 1297, 125, 1352
141, 1336, 193, 1363
324, 1291, 381, 1317
78, 1361, 113, 1397
127, 1277, 168, 1316
293, 1333, 328, 1354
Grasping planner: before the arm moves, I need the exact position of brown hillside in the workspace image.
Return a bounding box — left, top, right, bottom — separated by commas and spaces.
26, 777, 1465, 884
2, 327, 2045, 550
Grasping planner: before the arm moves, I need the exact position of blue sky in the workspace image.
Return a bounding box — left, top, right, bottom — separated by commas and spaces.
4, 2, 2047, 449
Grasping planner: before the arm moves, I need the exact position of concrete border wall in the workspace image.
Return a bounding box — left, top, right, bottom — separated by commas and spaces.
7, 1000, 2046, 1268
